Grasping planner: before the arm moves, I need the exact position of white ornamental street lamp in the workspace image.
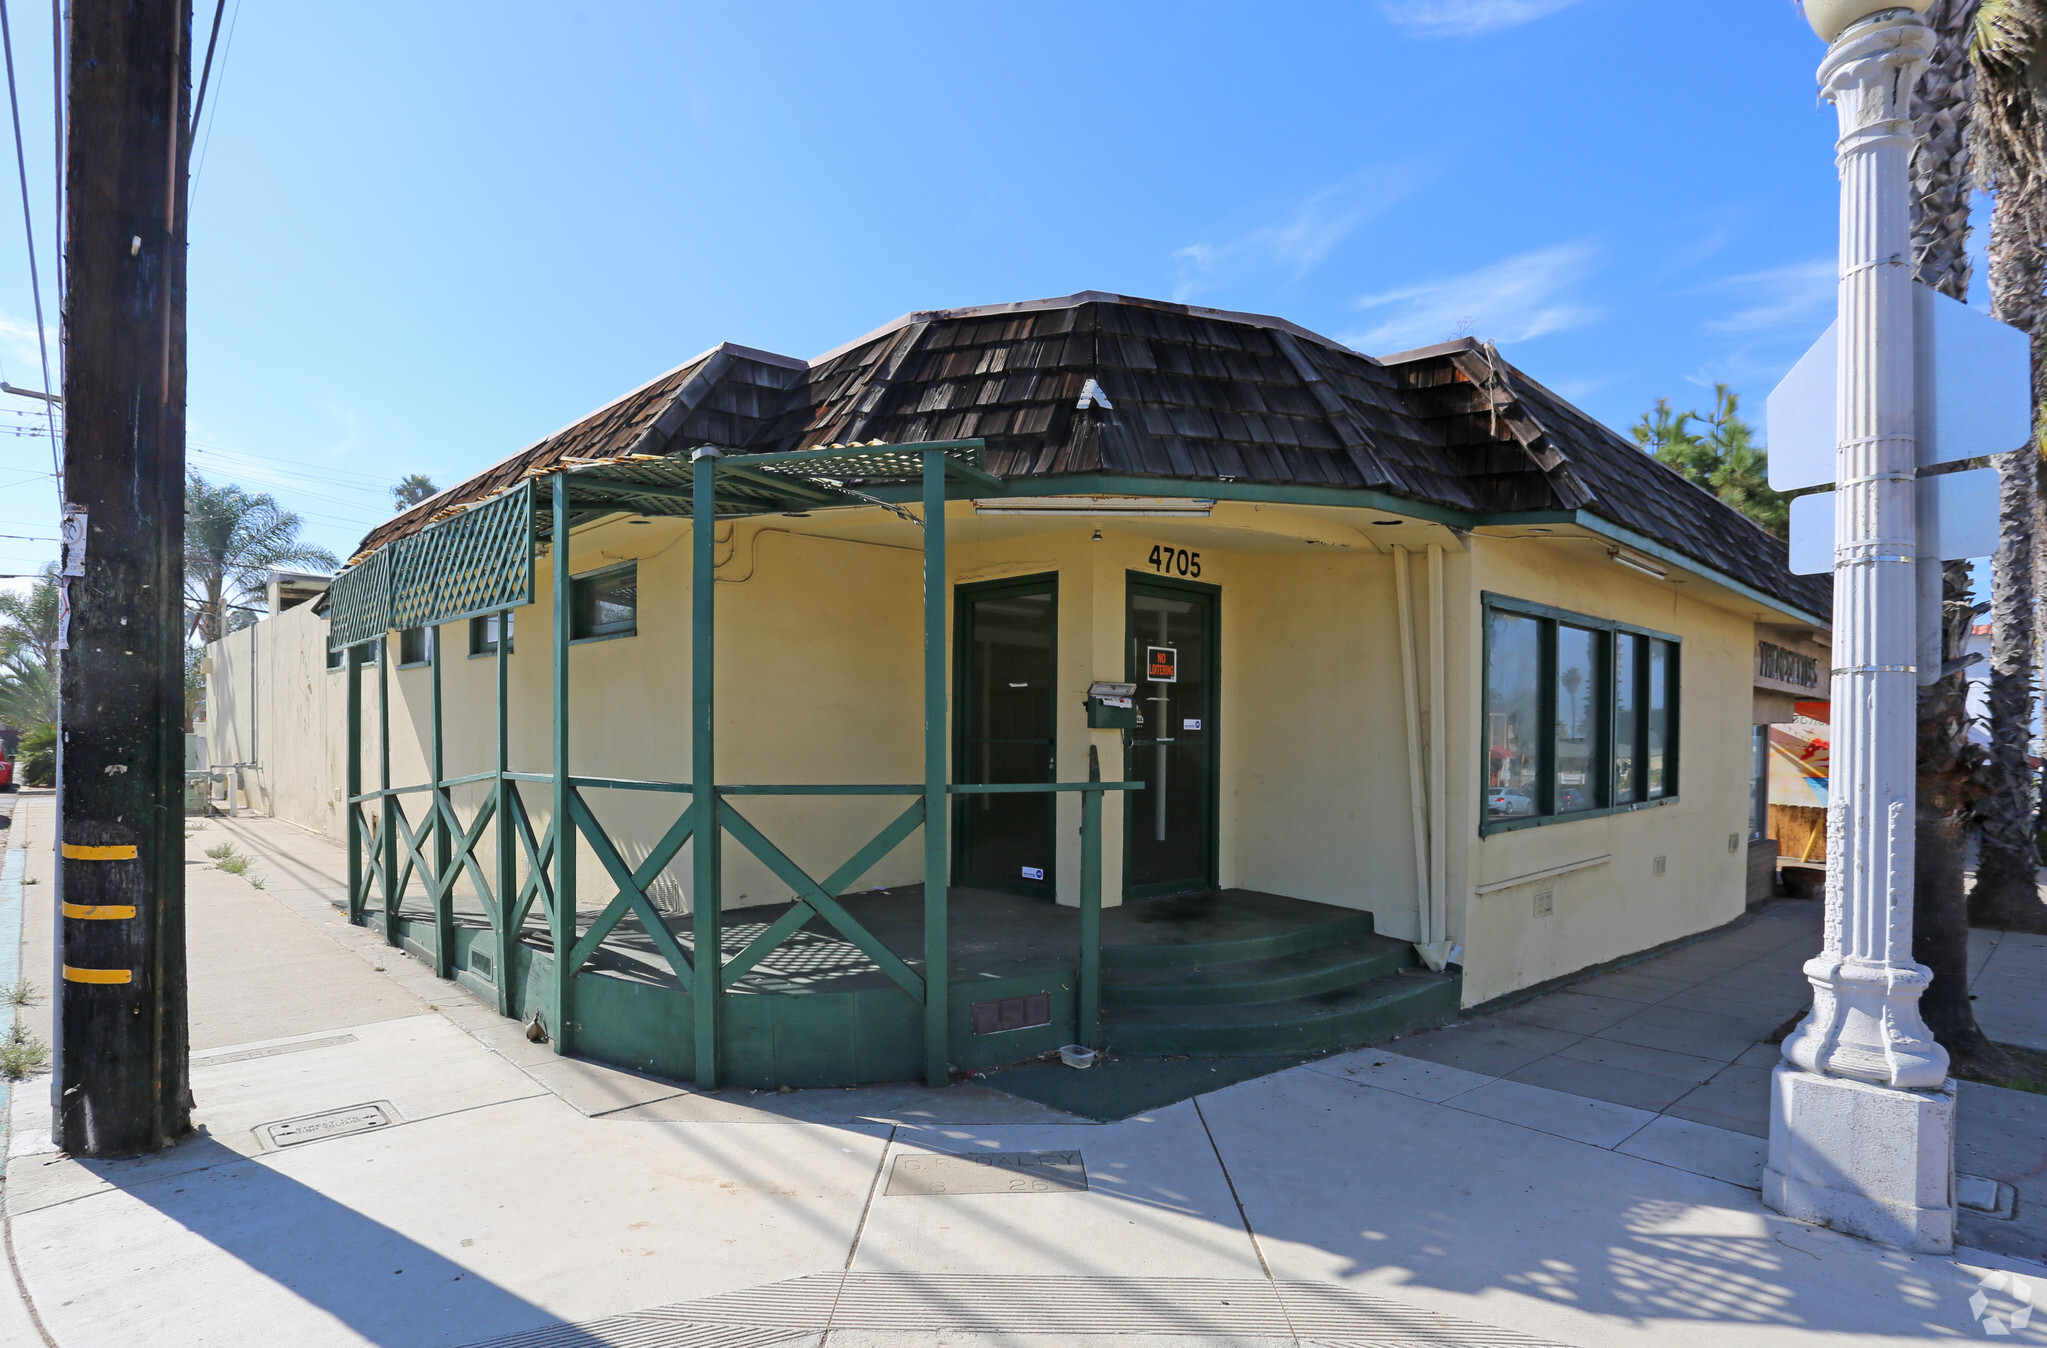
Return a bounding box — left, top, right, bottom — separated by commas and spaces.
1765, 0, 1954, 1255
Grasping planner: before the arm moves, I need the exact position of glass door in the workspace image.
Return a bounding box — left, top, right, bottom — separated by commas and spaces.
954, 575, 1058, 897
1125, 576, 1218, 899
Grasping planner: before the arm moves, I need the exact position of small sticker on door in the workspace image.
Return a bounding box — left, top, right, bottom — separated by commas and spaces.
1147, 646, 1177, 681
1021, 866, 1045, 881
1183, 718, 1202, 730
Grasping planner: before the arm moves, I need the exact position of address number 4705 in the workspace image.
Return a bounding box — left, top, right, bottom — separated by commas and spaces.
1147, 545, 1201, 578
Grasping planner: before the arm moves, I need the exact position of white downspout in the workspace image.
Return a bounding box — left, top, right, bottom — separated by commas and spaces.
1392, 546, 1432, 951
1420, 542, 1455, 970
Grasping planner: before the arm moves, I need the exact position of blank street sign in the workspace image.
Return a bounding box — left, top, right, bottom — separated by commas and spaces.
1767, 283, 2032, 492
1788, 466, 2001, 574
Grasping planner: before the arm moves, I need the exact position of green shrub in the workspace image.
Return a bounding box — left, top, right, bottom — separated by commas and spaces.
16, 722, 53, 787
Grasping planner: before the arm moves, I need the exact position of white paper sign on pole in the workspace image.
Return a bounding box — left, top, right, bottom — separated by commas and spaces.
1787, 465, 2002, 574
1766, 284, 2033, 491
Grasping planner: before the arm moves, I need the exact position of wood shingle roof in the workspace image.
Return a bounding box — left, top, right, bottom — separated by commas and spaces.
351, 291, 1827, 620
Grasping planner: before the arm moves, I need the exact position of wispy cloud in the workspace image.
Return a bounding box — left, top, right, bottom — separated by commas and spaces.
0, 309, 60, 396
1379, 0, 1584, 39
1171, 165, 1434, 302
1701, 258, 1836, 334
1342, 241, 1602, 352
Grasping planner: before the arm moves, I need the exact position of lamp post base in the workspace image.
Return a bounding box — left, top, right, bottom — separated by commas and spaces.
1763, 1063, 1956, 1253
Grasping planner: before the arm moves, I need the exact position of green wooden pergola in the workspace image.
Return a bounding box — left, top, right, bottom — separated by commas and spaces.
330, 440, 1135, 1089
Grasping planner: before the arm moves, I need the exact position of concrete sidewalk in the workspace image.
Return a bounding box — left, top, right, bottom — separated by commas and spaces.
2, 802, 2044, 1346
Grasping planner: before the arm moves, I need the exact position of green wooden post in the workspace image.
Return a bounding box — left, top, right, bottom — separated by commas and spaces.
690, 448, 722, 1089
921, 450, 949, 1087
379, 632, 398, 946
494, 612, 515, 1017
550, 474, 576, 1053
430, 621, 453, 978
1079, 744, 1103, 1049
345, 645, 363, 925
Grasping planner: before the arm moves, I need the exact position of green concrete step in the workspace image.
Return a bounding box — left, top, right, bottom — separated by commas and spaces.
1101, 934, 1415, 1009
1101, 905, 1375, 970
1100, 970, 1461, 1057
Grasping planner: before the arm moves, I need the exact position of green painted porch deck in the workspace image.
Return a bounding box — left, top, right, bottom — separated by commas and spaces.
401, 887, 1460, 1087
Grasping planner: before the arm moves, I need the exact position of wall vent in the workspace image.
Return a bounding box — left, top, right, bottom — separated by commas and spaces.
1728, 833, 1740, 854
972, 993, 1051, 1035
469, 948, 494, 982
1652, 855, 1667, 877
1532, 888, 1554, 918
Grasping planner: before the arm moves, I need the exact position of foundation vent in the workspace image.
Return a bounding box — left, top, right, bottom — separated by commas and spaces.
470, 948, 495, 982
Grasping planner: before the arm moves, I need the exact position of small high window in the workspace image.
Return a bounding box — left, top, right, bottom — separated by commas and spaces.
571, 563, 637, 641
398, 626, 435, 667
470, 611, 515, 656
325, 641, 379, 671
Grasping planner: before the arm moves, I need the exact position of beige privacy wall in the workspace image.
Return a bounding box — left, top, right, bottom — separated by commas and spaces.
204, 500, 1773, 1006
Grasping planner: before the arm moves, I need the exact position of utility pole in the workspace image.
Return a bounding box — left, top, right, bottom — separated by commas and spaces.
55, 0, 193, 1155
1765, 0, 1953, 1253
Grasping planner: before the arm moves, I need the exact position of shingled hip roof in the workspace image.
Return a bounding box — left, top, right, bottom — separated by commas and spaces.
351, 291, 1826, 621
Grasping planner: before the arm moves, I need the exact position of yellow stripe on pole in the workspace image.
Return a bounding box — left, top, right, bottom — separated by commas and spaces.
61, 966, 133, 985
61, 843, 138, 861
61, 904, 136, 920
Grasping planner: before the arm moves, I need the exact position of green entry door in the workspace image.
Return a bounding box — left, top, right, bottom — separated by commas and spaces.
954, 575, 1058, 897
1126, 576, 1219, 899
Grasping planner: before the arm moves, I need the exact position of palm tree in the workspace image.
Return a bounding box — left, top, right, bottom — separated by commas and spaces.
0, 562, 57, 672
391, 473, 439, 510
1967, 0, 2047, 932
0, 564, 59, 733
1908, 0, 2014, 1077
184, 474, 339, 644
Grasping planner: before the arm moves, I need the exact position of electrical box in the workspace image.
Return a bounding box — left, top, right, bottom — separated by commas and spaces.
1086, 681, 1136, 730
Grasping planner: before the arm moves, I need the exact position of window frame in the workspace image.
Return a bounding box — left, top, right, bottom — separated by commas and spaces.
324, 636, 380, 672
1480, 592, 1680, 836
396, 625, 435, 669
570, 561, 638, 644
469, 610, 515, 658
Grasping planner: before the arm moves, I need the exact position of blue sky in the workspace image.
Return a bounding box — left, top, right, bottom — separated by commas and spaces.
0, 0, 1987, 580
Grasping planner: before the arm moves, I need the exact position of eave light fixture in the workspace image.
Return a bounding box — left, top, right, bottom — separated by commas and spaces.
1607, 546, 1669, 580
973, 496, 1214, 518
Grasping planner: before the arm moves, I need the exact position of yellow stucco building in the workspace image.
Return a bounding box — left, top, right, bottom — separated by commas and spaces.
204, 292, 1828, 1090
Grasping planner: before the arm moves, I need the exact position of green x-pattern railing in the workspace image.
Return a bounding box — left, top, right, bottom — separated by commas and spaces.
337, 439, 1144, 1090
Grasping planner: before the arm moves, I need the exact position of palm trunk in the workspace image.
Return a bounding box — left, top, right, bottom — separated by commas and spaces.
1968, 0, 2047, 927
1908, 0, 2014, 1068
1971, 206, 2047, 930
1917, 563, 2011, 1073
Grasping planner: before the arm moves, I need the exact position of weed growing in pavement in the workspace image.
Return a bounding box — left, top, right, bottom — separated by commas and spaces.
2, 979, 40, 1007
204, 842, 253, 876
0, 1024, 49, 1081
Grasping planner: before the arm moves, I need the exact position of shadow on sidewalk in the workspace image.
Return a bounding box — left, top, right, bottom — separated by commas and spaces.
53, 1135, 614, 1348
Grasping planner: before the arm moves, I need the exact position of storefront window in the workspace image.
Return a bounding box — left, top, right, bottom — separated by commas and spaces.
1647, 638, 1673, 798
1554, 624, 1601, 814
1485, 612, 1542, 820
1614, 633, 1639, 803
1483, 595, 1679, 830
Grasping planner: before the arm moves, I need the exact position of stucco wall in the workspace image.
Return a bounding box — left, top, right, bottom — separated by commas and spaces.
205, 500, 1781, 1007
1453, 533, 1759, 1006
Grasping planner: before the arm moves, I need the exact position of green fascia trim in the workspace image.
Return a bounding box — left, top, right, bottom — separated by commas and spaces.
858, 473, 1475, 528
1481, 510, 1828, 630
838, 479, 1825, 629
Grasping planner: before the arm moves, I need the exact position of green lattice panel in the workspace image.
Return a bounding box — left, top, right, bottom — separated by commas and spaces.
741, 442, 986, 485
389, 482, 536, 631
328, 548, 391, 651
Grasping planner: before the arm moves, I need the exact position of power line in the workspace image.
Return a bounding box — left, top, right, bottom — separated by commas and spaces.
190, 0, 240, 194
0, 0, 62, 502
47, 0, 58, 303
